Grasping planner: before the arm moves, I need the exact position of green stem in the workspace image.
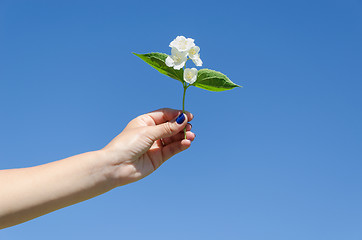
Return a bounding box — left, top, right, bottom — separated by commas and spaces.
182, 84, 187, 139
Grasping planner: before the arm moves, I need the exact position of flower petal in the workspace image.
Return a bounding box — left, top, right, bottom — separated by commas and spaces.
192, 56, 203, 66
165, 56, 174, 67
173, 61, 186, 70
184, 68, 198, 84
169, 36, 195, 52
188, 46, 200, 58
171, 47, 187, 58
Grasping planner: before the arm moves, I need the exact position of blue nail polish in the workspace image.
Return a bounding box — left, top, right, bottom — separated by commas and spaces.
176, 113, 185, 124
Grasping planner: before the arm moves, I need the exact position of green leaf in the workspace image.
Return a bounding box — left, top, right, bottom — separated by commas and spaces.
193, 69, 241, 92
133, 52, 184, 82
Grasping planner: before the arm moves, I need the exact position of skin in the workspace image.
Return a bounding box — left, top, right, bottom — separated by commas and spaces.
0, 108, 195, 229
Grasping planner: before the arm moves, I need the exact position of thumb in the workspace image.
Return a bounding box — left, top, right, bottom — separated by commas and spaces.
147, 113, 188, 141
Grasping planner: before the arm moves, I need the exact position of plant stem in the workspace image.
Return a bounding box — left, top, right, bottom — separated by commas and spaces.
182, 84, 187, 139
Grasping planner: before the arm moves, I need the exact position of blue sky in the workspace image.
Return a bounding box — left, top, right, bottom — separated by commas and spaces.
0, 0, 361, 239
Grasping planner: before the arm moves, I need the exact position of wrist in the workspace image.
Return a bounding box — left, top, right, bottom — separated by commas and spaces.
90, 150, 120, 190
97, 147, 138, 187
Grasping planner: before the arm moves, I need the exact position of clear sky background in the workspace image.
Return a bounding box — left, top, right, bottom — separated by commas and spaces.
0, 0, 361, 239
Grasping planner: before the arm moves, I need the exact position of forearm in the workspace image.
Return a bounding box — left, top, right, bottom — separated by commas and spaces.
0, 150, 116, 229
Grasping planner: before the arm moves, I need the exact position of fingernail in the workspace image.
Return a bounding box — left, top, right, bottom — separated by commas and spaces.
176, 113, 185, 124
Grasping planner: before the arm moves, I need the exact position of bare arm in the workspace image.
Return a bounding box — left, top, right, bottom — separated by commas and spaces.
0, 108, 195, 229
0, 151, 115, 229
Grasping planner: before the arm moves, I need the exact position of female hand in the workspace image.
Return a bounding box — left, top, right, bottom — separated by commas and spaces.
0, 108, 195, 229
102, 108, 195, 186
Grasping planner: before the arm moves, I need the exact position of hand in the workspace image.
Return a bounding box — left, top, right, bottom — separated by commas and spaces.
0, 108, 195, 228
102, 108, 195, 186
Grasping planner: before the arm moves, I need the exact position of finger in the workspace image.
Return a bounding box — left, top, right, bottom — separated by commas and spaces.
161, 139, 192, 162
127, 109, 194, 129
146, 113, 188, 141
162, 123, 192, 145
146, 108, 194, 125
162, 130, 195, 146
171, 131, 196, 143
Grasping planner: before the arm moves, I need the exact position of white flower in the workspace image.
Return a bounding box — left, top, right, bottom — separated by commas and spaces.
165, 47, 188, 70
169, 36, 195, 52
184, 68, 198, 84
188, 46, 200, 58
188, 46, 203, 67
